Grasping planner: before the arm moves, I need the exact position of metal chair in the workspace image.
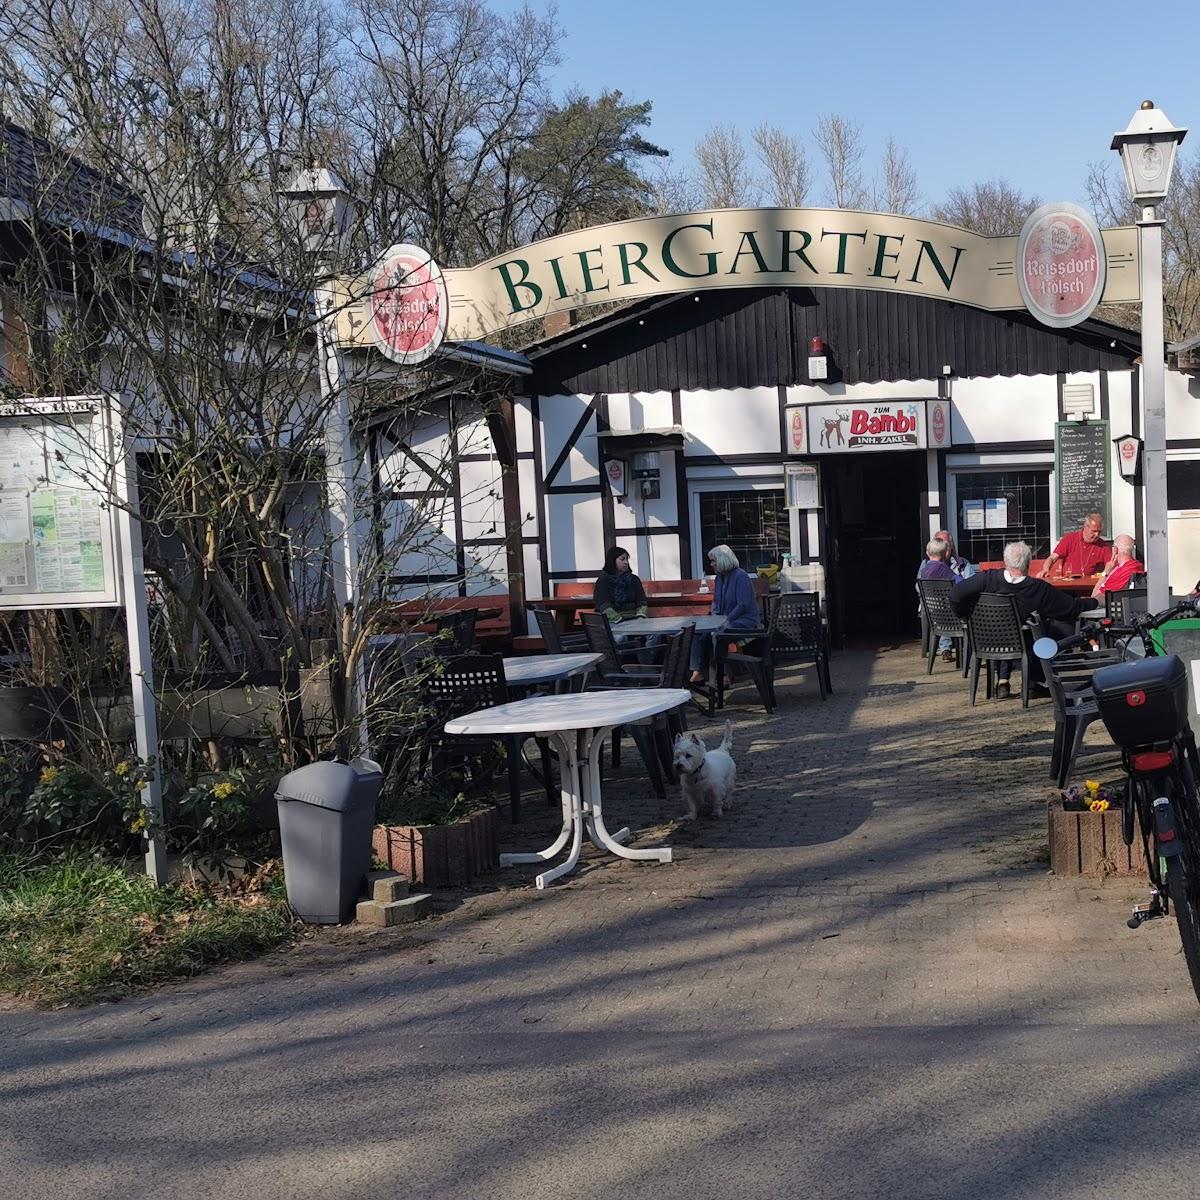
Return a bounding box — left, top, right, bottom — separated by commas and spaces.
917, 579, 969, 676
964, 593, 1030, 707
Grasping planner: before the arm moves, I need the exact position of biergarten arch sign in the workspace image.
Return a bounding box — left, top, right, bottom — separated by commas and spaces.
332, 207, 1140, 348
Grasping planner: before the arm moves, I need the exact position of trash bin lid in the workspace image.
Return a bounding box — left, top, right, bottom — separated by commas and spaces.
275, 759, 382, 812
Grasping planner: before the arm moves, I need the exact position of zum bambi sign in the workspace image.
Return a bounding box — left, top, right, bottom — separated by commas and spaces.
804, 401, 930, 455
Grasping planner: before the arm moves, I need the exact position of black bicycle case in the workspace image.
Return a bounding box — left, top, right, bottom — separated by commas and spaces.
1092, 654, 1191, 748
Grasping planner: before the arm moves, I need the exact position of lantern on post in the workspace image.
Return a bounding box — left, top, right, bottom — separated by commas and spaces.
1110, 101, 1188, 609
280, 163, 354, 260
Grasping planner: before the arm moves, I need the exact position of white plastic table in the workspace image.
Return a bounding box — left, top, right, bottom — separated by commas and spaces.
501, 652, 600, 689
444, 688, 690, 888
614, 615, 728, 637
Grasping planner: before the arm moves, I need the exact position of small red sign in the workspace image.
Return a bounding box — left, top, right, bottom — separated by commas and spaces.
790, 410, 805, 453
931, 404, 946, 446
367, 244, 448, 365
1017, 204, 1107, 330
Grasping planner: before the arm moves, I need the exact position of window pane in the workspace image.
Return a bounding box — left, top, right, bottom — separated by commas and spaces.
698, 488, 788, 572
954, 470, 1051, 564
1168, 461, 1200, 510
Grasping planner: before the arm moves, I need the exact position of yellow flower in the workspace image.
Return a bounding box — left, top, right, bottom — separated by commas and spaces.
212, 781, 236, 799
39, 766, 59, 785
129, 811, 147, 833
134, 780, 149, 791
115, 761, 131, 776
1089, 799, 1110, 813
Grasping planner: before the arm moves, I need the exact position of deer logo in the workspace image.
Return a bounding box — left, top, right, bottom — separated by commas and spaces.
819, 410, 850, 448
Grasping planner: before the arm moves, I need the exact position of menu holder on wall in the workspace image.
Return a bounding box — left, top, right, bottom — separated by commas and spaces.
1055, 420, 1111, 537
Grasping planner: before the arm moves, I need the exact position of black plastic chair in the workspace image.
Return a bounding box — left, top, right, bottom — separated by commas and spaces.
718, 591, 830, 711
532, 605, 589, 654
435, 609, 478, 652
917, 579, 969, 676
1105, 586, 1149, 626
965, 593, 1030, 707
580, 611, 659, 684
424, 653, 528, 822
1028, 616, 1122, 787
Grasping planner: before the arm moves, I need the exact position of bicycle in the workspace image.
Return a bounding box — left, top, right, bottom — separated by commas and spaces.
1034, 597, 1200, 1005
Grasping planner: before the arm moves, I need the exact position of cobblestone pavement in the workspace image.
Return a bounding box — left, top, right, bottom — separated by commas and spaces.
5, 642, 1200, 1199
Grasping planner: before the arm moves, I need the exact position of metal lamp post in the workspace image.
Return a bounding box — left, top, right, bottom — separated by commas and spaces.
1111, 101, 1188, 609
279, 164, 366, 746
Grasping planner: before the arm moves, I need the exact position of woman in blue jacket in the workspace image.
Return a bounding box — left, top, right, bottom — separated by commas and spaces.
689, 543, 761, 684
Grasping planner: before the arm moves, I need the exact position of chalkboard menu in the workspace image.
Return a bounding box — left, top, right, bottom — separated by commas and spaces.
1055, 420, 1111, 536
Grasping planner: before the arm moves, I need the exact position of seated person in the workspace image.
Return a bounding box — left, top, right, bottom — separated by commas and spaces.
918, 539, 957, 662
1091, 534, 1145, 600
689, 543, 761, 685
933, 529, 978, 579
1038, 512, 1110, 578
593, 545, 648, 623
952, 540, 1093, 699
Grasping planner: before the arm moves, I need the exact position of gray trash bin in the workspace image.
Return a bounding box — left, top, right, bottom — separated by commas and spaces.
275, 757, 383, 924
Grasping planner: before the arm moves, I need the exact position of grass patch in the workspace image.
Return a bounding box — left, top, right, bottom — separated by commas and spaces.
0, 853, 298, 1008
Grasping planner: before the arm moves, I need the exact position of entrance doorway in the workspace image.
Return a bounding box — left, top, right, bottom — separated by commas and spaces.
821, 453, 925, 642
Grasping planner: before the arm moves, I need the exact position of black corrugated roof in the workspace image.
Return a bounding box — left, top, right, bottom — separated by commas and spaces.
1, 121, 145, 239
525, 287, 1143, 392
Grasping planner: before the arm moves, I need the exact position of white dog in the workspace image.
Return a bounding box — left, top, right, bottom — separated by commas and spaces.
672, 721, 736, 821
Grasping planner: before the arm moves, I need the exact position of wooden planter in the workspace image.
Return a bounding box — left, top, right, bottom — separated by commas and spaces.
372, 806, 498, 887
1047, 798, 1148, 877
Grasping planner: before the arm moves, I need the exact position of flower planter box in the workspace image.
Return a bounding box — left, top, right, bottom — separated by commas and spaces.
1047, 798, 1148, 877
372, 806, 498, 887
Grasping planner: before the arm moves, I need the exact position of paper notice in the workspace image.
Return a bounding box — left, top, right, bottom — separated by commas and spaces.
0, 543, 28, 587
962, 499, 984, 530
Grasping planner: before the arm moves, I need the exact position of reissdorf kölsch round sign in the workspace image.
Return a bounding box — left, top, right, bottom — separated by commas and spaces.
367, 244, 448, 364
1017, 203, 1107, 329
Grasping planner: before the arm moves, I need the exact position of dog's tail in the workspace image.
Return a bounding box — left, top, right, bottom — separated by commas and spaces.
718, 719, 733, 754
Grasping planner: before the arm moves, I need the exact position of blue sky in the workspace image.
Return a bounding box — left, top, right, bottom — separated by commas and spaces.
495, 0, 1199, 212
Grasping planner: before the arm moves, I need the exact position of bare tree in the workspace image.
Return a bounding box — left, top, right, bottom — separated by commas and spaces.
648, 162, 703, 215
1088, 156, 1200, 341
814, 113, 867, 209
752, 124, 809, 208
872, 137, 919, 215
931, 179, 1041, 237
695, 123, 758, 209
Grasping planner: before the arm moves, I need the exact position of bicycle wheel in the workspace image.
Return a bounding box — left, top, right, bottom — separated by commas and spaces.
1166, 770, 1200, 1005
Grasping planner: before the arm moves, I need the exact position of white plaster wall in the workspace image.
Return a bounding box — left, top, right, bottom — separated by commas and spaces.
680, 387, 780, 456
539, 393, 600, 484
950, 374, 1058, 445
1167, 368, 1200, 441
515, 398, 535, 454
547, 492, 604, 576
785, 379, 938, 405
458, 458, 504, 541
607, 390, 674, 431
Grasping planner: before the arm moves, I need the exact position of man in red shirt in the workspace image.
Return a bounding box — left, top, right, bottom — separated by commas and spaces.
1091, 535, 1145, 599
1038, 512, 1110, 578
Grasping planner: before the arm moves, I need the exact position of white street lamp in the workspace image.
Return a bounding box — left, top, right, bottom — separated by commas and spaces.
280, 164, 366, 747
1112, 101, 1188, 609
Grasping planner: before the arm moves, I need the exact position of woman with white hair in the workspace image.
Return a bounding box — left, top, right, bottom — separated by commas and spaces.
689, 544, 761, 685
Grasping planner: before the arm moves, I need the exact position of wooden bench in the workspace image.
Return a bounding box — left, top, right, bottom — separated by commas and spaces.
383, 597, 513, 650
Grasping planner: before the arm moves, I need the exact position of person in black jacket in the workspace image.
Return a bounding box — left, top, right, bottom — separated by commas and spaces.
593, 546, 649, 623
951, 540, 1096, 698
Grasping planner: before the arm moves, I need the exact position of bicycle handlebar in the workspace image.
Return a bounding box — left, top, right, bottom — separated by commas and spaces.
1034, 597, 1200, 661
